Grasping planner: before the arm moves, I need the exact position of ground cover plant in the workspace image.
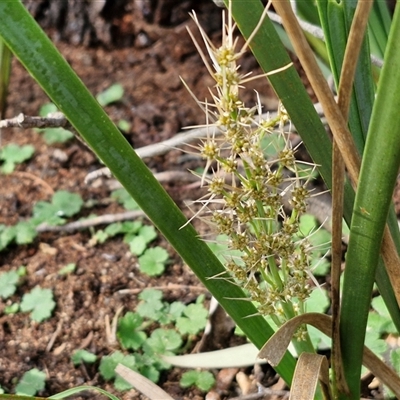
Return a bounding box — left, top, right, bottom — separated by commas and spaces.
1, 0, 400, 399
0, 143, 34, 174
0, 258, 211, 397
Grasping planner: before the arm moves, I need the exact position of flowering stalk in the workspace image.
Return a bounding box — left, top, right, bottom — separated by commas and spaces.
185, 2, 318, 343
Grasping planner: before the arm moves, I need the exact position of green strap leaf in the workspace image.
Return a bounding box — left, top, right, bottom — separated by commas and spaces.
340, 4, 400, 397
0, 0, 296, 384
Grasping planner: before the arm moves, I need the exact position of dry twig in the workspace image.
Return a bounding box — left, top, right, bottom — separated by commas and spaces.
0, 112, 70, 129
36, 210, 146, 233
117, 284, 208, 295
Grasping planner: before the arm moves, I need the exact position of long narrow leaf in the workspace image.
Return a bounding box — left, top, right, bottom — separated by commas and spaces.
340, 5, 400, 398
368, 0, 391, 58
0, 0, 296, 384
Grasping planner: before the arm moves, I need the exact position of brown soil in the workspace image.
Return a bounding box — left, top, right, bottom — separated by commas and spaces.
0, 2, 284, 399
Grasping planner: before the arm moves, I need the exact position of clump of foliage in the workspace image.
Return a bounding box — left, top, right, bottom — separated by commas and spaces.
0, 143, 34, 173
0, 190, 83, 251
0, 267, 24, 299
15, 368, 46, 396
98, 289, 210, 392
96, 83, 124, 107
0, 266, 55, 323
180, 370, 215, 392
91, 213, 169, 277
20, 286, 56, 323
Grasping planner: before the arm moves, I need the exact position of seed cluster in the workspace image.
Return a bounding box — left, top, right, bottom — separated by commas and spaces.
186, 4, 317, 327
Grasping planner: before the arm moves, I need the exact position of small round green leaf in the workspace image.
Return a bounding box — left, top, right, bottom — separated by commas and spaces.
176, 303, 208, 336
117, 312, 147, 350
16, 368, 46, 396
71, 349, 97, 365
20, 286, 56, 322
0, 270, 19, 299
145, 328, 182, 354
96, 83, 124, 107
0, 143, 34, 174
138, 247, 169, 277
52, 190, 83, 217
180, 370, 215, 392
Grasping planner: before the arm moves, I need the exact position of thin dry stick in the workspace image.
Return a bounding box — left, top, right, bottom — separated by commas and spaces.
117, 284, 208, 295
36, 210, 146, 233
331, 1, 374, 395
331, 141, 346, 392
0, 112, 69, 129
105, 305, 124, 346
46, 319, 63, 352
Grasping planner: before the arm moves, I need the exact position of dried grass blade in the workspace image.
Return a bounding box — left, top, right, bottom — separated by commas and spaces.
290, 353, 331, 400
115, 364, 175, 400
257, 313, 400, 397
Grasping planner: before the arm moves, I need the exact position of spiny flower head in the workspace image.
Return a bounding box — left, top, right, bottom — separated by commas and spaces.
184, 1, 319, 328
